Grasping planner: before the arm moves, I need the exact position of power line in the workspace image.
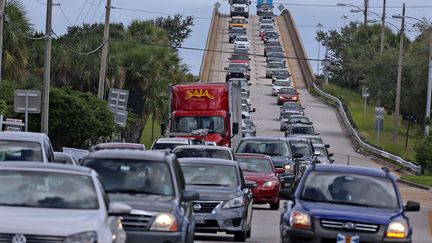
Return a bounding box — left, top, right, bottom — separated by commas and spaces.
111, 6, 211, 20
52, 30, 106, 55
6, 20, 49, 40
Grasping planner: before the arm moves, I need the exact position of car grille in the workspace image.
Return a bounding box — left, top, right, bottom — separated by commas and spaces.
193, 201, 222, 213
321, 220, 379, 233
0, 234, 65, 243
235, 7, 245, 12
122, 210, 156, 231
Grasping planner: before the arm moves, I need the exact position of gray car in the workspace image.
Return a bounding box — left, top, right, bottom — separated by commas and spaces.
266, 52, 286, 65
178, 158, 255, 242
173, 145, 235, 160
0, 131, 55, 162
266, 62, 286, 78
229, 27, 247, 43
0, 162, 130, 243
280, 111, 304, 131
82, 150, 199, 243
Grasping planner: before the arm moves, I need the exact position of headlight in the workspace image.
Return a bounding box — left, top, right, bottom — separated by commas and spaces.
284, 164, 293, 173
386, 219, 408, 239
64, 231, 97, 243
263, 180, 278, 187
150, 213, 178, 231
223, 196, 245, 209
289, 211, 311, 230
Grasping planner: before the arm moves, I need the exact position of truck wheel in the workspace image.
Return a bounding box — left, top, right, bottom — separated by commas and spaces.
270, 200, 280, 210
234, 231, 247, 242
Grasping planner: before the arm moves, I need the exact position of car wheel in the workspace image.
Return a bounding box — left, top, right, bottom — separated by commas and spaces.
270, 200, 280, 210
234, 231, 247, 242
246, 227, 251, 238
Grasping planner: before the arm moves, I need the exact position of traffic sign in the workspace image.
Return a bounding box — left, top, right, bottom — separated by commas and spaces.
214, 2, 221, 9
14, 90, 41, 114
278, 4, 285, 11
362, 87, 370, 98
114, 110, 128, 128
108, 88, 129, 113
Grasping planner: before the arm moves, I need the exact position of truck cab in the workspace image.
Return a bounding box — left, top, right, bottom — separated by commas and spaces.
230, 0, 251, 18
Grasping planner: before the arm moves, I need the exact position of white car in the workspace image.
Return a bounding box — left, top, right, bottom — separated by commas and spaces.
151, 137, 193, 151
234, 36, 250, 50
0, 132, 55, 163
272, 79, 292, 96
0, 162, 130, 243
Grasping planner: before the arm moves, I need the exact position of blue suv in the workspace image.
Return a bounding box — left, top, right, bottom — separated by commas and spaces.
279, 164, 420, 243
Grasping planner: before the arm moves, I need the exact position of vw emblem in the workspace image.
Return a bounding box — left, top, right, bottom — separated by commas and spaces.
343, 222, 356, 230
12, 234, 26, 243
193, 204, 202, 211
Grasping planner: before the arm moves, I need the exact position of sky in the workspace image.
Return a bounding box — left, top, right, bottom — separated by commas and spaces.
24, 0, 432, 76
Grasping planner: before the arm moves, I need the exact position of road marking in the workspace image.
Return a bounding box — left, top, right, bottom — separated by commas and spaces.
429, 211, 432, 236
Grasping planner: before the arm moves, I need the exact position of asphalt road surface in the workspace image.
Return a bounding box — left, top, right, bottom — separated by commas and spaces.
199, 13, 432, 243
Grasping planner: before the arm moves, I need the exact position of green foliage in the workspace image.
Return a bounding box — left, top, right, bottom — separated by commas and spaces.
400, 175, 432, 187
150, 14, 194, 48
414, 135, 432, 171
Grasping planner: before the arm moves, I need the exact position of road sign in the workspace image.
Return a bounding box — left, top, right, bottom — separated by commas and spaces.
277, 4, 285, 11
214, 2, 221, 9
108, 88, 129, 113
114, 110, 128, 128
362, 87, 370, 98
375, 107, 384, 144
13, 90, 41, 132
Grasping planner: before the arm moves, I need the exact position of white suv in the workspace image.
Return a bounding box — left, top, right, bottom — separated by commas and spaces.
234, 35, 250, 50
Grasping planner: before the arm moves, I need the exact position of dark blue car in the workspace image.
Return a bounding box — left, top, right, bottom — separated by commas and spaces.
279, 164, 420, 243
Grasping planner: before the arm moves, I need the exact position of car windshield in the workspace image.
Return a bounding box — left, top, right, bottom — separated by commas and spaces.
290, 141, 312, 156
237, 157, 273, 173
232, 0, 248, 3
181, 164, 239, 186
266, 41, 281, 46
261, 25, 274, 29
174, 116, 224, 133
0, 170, 98, 209
282, 112, 298, 119
314, 146, 327, 156
268, 52, 284, 57
0, 140, 43, 162
289, 117, 310, 124
268, 47, 283, 52
301, 171, 399, 210
231, 29, 246, 34
236, 37, 248, 42
175, 149, 232, 160
152, 143, 183, 150
237, 141, 291, 157
242, 105, 249, 112
274, 81, 290, 86
279, 88, 296, 95
283, 102, 302, 110
310, 137, 323, 144
232, 55, 248, 60
292, 126, 315, 135
234, 49, 248, 54
84, 159, 174, 196
228, 64, 248, 71
231, 18, 246, 24
244, 120, 254, 127
268, 63, 284, 68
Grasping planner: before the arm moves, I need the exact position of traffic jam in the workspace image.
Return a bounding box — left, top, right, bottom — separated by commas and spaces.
0, 1, 423, 243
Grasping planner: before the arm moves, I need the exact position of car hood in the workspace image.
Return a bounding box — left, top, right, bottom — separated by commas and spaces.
108, 193, 175, 212
271, 156, 293, 166
243, 171, 277, 183
0, 206, 102, 236
298, 201, 402, 225
186, 185, 242, 201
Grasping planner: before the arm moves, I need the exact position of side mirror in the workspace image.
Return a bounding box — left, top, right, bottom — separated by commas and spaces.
250, 108, 256, 112
160, 122, 167, 135
330, 159, 335, 163
182, 190, 200, 202
328, 153, 334, 157
232, 122, 239, 135
404, 200, 420, 212
248, 83, 252, 86
293, 153, 303, 159
278, 189, 293, 200
244, 180, 257, 189
108, 202, 132, 216
325, 144, 330, 149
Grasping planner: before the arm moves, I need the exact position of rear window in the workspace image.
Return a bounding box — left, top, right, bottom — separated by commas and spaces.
0, 140, 43, 162
175, 149, 232, 160
237, 141, 291, 157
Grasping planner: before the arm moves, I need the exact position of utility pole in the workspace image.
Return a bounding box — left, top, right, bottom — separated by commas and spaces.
393, 3, 405, 141
97, 0, 112, 99
41, 0, 53, 134
323, 38, 329, 85
380, 0, 386, 54
363, 0, 369, 25
425, 30, 432, 136
0, 0, 5, 85
316, 23, 323, 75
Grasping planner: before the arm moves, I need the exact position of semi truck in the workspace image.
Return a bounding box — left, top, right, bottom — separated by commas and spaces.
167, 83, 242, 149
229, 0, 250, 18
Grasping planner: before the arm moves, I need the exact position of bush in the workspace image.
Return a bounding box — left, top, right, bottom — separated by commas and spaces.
414, 135, 432, 171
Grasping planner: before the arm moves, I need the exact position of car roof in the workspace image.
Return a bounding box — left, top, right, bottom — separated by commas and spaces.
84, 149, 169, 162
234, 153, 271, 159
241, 137, 287, 142
231, 16, 246, 19
312, 143, 326, 148
312, 164, 395, 179
178, 157, 237, 166
173, 145, 232, 151
286, 137, 312, 143
291, 123, 314, 128
90, 142, 145, 151
0, 131, 47, 142
0, 162, 92, 174
155, 137, 191, 144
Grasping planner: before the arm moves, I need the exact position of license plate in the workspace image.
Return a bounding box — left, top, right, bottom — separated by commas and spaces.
195, 215, 206, 224
337, 234, 359, 243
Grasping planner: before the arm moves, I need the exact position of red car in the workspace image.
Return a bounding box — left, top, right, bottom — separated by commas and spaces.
229, 54, 250, 67
277, 87, 299, 105
235, 153, 281, 210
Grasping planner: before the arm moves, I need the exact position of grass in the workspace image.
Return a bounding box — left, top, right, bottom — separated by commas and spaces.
320, 84, 420, 162
140, 115, 161, 149
400, 175, 432, 187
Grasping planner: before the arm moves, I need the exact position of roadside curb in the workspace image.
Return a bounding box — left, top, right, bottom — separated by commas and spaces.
397, 178, 432, 191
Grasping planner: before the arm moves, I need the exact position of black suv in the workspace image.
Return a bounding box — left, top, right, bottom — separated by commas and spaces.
229, 27, 247, 43
225, 63, 251, 81
82, 150, 199, 243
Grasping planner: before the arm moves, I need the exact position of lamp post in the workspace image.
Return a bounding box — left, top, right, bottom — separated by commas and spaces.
393, 14, 432, 137
316, 23, 323, 75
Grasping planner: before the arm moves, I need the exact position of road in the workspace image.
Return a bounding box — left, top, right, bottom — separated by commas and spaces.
199, 12, 432, 243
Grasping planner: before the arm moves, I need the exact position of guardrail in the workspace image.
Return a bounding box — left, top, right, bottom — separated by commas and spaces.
313, 83, 422, 175
279, 9, 422, 175
199, 7, 220, 81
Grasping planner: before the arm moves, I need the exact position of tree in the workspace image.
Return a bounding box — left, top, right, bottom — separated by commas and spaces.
150, 14, 194, 48
414, 135, 432, 171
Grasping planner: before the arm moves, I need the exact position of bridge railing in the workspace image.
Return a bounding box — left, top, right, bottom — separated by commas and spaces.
199, 7, 220, 81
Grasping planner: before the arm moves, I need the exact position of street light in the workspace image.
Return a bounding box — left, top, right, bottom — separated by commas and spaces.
393, 14, 432, 137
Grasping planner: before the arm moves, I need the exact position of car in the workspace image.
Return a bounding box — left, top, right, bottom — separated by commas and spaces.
257, 3, 273, 15
259, 11, 275, 22
229, 54, 251, 67
173, 145, 235, 160
242, 104, 251, 119
234, 36, 250, 50
266, 52, 286, 66
280, 111, 304, 131
259, 18, 274, 26
89, 142, 146, 152
53, 151, 78, 165
242, 129, 256, 137
272, 80, 291, 95
0, 162, 130, 243
241, 91, 251, 107
82, 150, 199, 243
229, 27, 247, 43
243, 119, 256, 135
0, 131, 55, 163
285, 123, 316, 137
279, 164, 420, 243
296, 134, 324, 145
265, 40, 281, 47
266, 62, 286, 78
235, 153, 281, 210
271, 69, 290, 83
259, 24, 274, 38
280, 102, 305, 116
265, 46, 284, 57
263, 31, 279, 43
229, 16, 247, 30
178, 158, 255, 242
236, 137, 296, 193
281, 115, 311, 131
277, 87, 299, 105
225, 63, 251, 81
233, 48, 249, 55
151, 137, 193, 151
312, 143, 334, 164
287, 137, 316, 174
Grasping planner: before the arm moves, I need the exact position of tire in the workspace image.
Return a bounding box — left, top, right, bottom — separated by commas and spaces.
245, 13, 249, 18
270, 200, 280, 210
246, 228, 251, 238
234, 231, 247, 242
